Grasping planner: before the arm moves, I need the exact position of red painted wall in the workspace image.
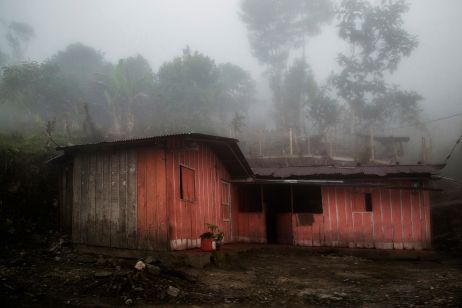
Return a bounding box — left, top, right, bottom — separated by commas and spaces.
164, 138, 234, 250
136, 139, 265, 251
291, 185, 431, 250
231, 185, 266, 243
137, 147, 168, 250
136, 141, 431, 251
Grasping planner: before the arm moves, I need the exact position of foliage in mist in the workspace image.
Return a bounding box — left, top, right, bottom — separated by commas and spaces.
240, 0, 334, 69
0, 21, 35, 65
0, 44, 257, 143
241, 0, 335, 138
333, 0, 422, 129
240, 0, 422, 160
0, 133, 59, 248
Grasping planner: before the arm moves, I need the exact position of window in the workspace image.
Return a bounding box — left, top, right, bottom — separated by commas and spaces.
238, 185, 262, 212
221, 181, 231, 221
353, 191, 373, 212
365, 193, 373, 212
292, 186, 323, 214
180, 165, 195, 202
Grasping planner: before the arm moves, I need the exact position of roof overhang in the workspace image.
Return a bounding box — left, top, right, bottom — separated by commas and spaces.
56, 133, 253, 180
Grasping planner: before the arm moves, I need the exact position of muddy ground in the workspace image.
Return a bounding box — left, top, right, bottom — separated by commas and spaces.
1, 239, 461, 308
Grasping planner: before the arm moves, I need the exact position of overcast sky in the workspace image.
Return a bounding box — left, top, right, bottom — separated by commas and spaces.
1, 0, 461, 124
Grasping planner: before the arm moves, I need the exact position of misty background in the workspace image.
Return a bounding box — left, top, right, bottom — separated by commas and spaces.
0, 0, 461, 178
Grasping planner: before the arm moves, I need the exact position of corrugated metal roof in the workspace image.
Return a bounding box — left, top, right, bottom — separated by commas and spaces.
253, 164, 444, 178
56, 133, 252, 179
55, 134, 444, 180
56, 133, 238, 151
248, 156, 337, 168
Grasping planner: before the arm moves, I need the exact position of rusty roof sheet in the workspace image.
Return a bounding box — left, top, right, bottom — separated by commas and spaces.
253, 164, 444, 179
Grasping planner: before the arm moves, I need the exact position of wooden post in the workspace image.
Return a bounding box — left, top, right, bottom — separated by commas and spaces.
332, 128, 336, 158
420, 137, 427, 163
258, 134, 262, 156
329, 134, 333, 157
369, 127, 375, 161
260, 185, 267, 243
290, 184, 295, 245
307, 134, 311, 156
393, 137, 398, 163
289, 128, 293, 156
428, 136, 432, 162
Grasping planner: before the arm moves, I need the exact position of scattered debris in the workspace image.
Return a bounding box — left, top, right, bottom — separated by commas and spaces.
0, 243, 461, 306
134, 261, 145, 271
93, 271, 113, 279
145, 264, 160, 276
167, 286, 180, 297
124, 298, 133, 305
144, 256, 155, 264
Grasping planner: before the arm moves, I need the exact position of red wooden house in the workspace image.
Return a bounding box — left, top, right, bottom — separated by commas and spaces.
57, 133, 442, 251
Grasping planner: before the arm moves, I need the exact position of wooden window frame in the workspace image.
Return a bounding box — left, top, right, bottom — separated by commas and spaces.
352, 190, 374, 213
179, 164, 195, 203
238, 185, 263, 213
221, 180, 231, 222
292, 185, 323, 214
364, 193, 373, 212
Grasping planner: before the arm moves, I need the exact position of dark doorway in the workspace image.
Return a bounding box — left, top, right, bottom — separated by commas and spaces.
262, 185, 292, 244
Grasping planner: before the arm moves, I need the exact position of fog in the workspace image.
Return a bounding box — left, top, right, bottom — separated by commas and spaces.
0, 0, 461, 172
3, 1, 461, 111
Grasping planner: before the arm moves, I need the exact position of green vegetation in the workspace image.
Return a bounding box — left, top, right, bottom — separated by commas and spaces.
0, 133, 59, 251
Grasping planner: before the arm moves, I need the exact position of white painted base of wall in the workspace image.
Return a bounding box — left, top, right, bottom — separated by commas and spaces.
170, 238, 201, 250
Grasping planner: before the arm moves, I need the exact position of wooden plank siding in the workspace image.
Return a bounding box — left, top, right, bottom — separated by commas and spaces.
165, 138, 234, 250
68, 141, 432, 252
290, 185, 431, 250
72, 149, 137, 249
231, 185, 266, 243
136, 147, 168, 250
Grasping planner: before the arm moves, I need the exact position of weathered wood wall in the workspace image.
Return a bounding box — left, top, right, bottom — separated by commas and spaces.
165, 138, 233, 250
292, 186, 431, 249
72, 150, 138, 249
136, 147, 168, 250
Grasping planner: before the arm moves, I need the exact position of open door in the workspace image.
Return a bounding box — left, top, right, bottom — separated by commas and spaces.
262, 185, 293, 244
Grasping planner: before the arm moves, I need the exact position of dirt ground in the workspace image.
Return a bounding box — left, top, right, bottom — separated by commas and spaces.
1, 240, 461, 308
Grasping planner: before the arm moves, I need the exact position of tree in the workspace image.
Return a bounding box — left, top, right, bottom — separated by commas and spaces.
5, 22, 35, 63
217, 63, 256, 124
101, 55, 155, 136
333, 0, 421, 129
156, 48, 257, 134
307, 89, 340, 136
0, 21, 35, 67
0, 61, 90, 137
48, 43, 114, 130
0, 62, 76, 122
230, 112, 246, 137
157, 48, 221, 133
49, 43, 107, 77
240, 0, 334, 69
240, 0, 334, 135
276, 59, 318, 135
0, 50, 9, 68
